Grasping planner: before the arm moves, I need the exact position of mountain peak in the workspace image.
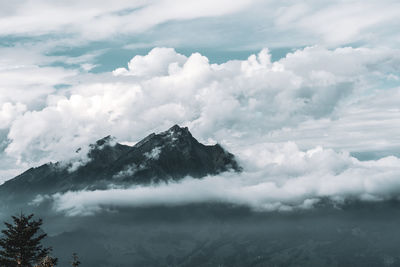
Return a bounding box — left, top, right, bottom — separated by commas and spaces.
0, 125, 241, 197
160, 124, 191, 139
109, 125, 241, 183
133, 125, 192, 151
167, 124, 189, 134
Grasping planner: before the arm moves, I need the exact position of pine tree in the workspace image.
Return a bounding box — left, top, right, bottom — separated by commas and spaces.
71, 253, 81, 267
0, 213, 54, 267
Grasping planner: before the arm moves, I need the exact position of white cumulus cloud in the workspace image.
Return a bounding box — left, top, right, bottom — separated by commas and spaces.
4, 46, 399, 166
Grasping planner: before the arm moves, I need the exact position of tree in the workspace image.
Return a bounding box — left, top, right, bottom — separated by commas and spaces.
0, 213, 55, 267
71, 253, 81, 267
35, 256, 58, 267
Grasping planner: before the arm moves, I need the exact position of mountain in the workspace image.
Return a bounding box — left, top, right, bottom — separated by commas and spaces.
2, 126, 400, 267
0, 125, 241, 202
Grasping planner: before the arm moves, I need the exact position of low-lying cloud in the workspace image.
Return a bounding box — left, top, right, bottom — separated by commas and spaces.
42, 142, 400, 216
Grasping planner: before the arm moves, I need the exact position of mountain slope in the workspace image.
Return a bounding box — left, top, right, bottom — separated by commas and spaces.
0, 125, 241, 201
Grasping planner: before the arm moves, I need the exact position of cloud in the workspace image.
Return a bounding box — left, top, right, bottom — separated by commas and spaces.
0, 44, 79, 113
0, 0, 253, 41
3, 46, 400, 167
113, 47, 187, 77
46, 142, 400, 216
0, 0, 399, 56
0, 102, 26, 129
271, 1, 400, 46
144, 147, 162, 160
264, 86, 400, 157
0, 0, 399, 50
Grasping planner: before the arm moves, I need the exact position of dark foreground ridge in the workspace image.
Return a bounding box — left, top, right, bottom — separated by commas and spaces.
0, 125, 241, 200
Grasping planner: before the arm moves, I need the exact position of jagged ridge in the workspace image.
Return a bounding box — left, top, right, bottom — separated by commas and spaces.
0, 125, 241, 200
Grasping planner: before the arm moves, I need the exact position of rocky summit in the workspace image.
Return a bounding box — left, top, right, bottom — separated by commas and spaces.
0, 125, 241, 201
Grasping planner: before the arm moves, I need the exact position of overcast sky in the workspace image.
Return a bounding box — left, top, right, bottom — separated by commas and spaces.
1, 0, 400, 213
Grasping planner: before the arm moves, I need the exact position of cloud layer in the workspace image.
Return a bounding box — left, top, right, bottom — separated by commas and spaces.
47, 142, 400, 216
2, 46, 400, 212
3, 46, 399, 166
0, 0, 399, 49
0, 0, 252, 42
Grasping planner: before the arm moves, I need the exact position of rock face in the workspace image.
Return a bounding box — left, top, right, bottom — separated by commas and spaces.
0, 125, 241, 200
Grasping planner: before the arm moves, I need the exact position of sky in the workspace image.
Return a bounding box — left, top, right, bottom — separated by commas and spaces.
1, 0, 400, 214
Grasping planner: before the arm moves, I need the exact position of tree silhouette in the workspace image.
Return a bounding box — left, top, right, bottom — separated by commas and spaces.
0, 213, 55, 267
71, 253, 81, 267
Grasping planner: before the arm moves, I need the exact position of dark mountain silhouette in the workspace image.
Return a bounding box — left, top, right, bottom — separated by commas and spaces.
0, 125, 241, 202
